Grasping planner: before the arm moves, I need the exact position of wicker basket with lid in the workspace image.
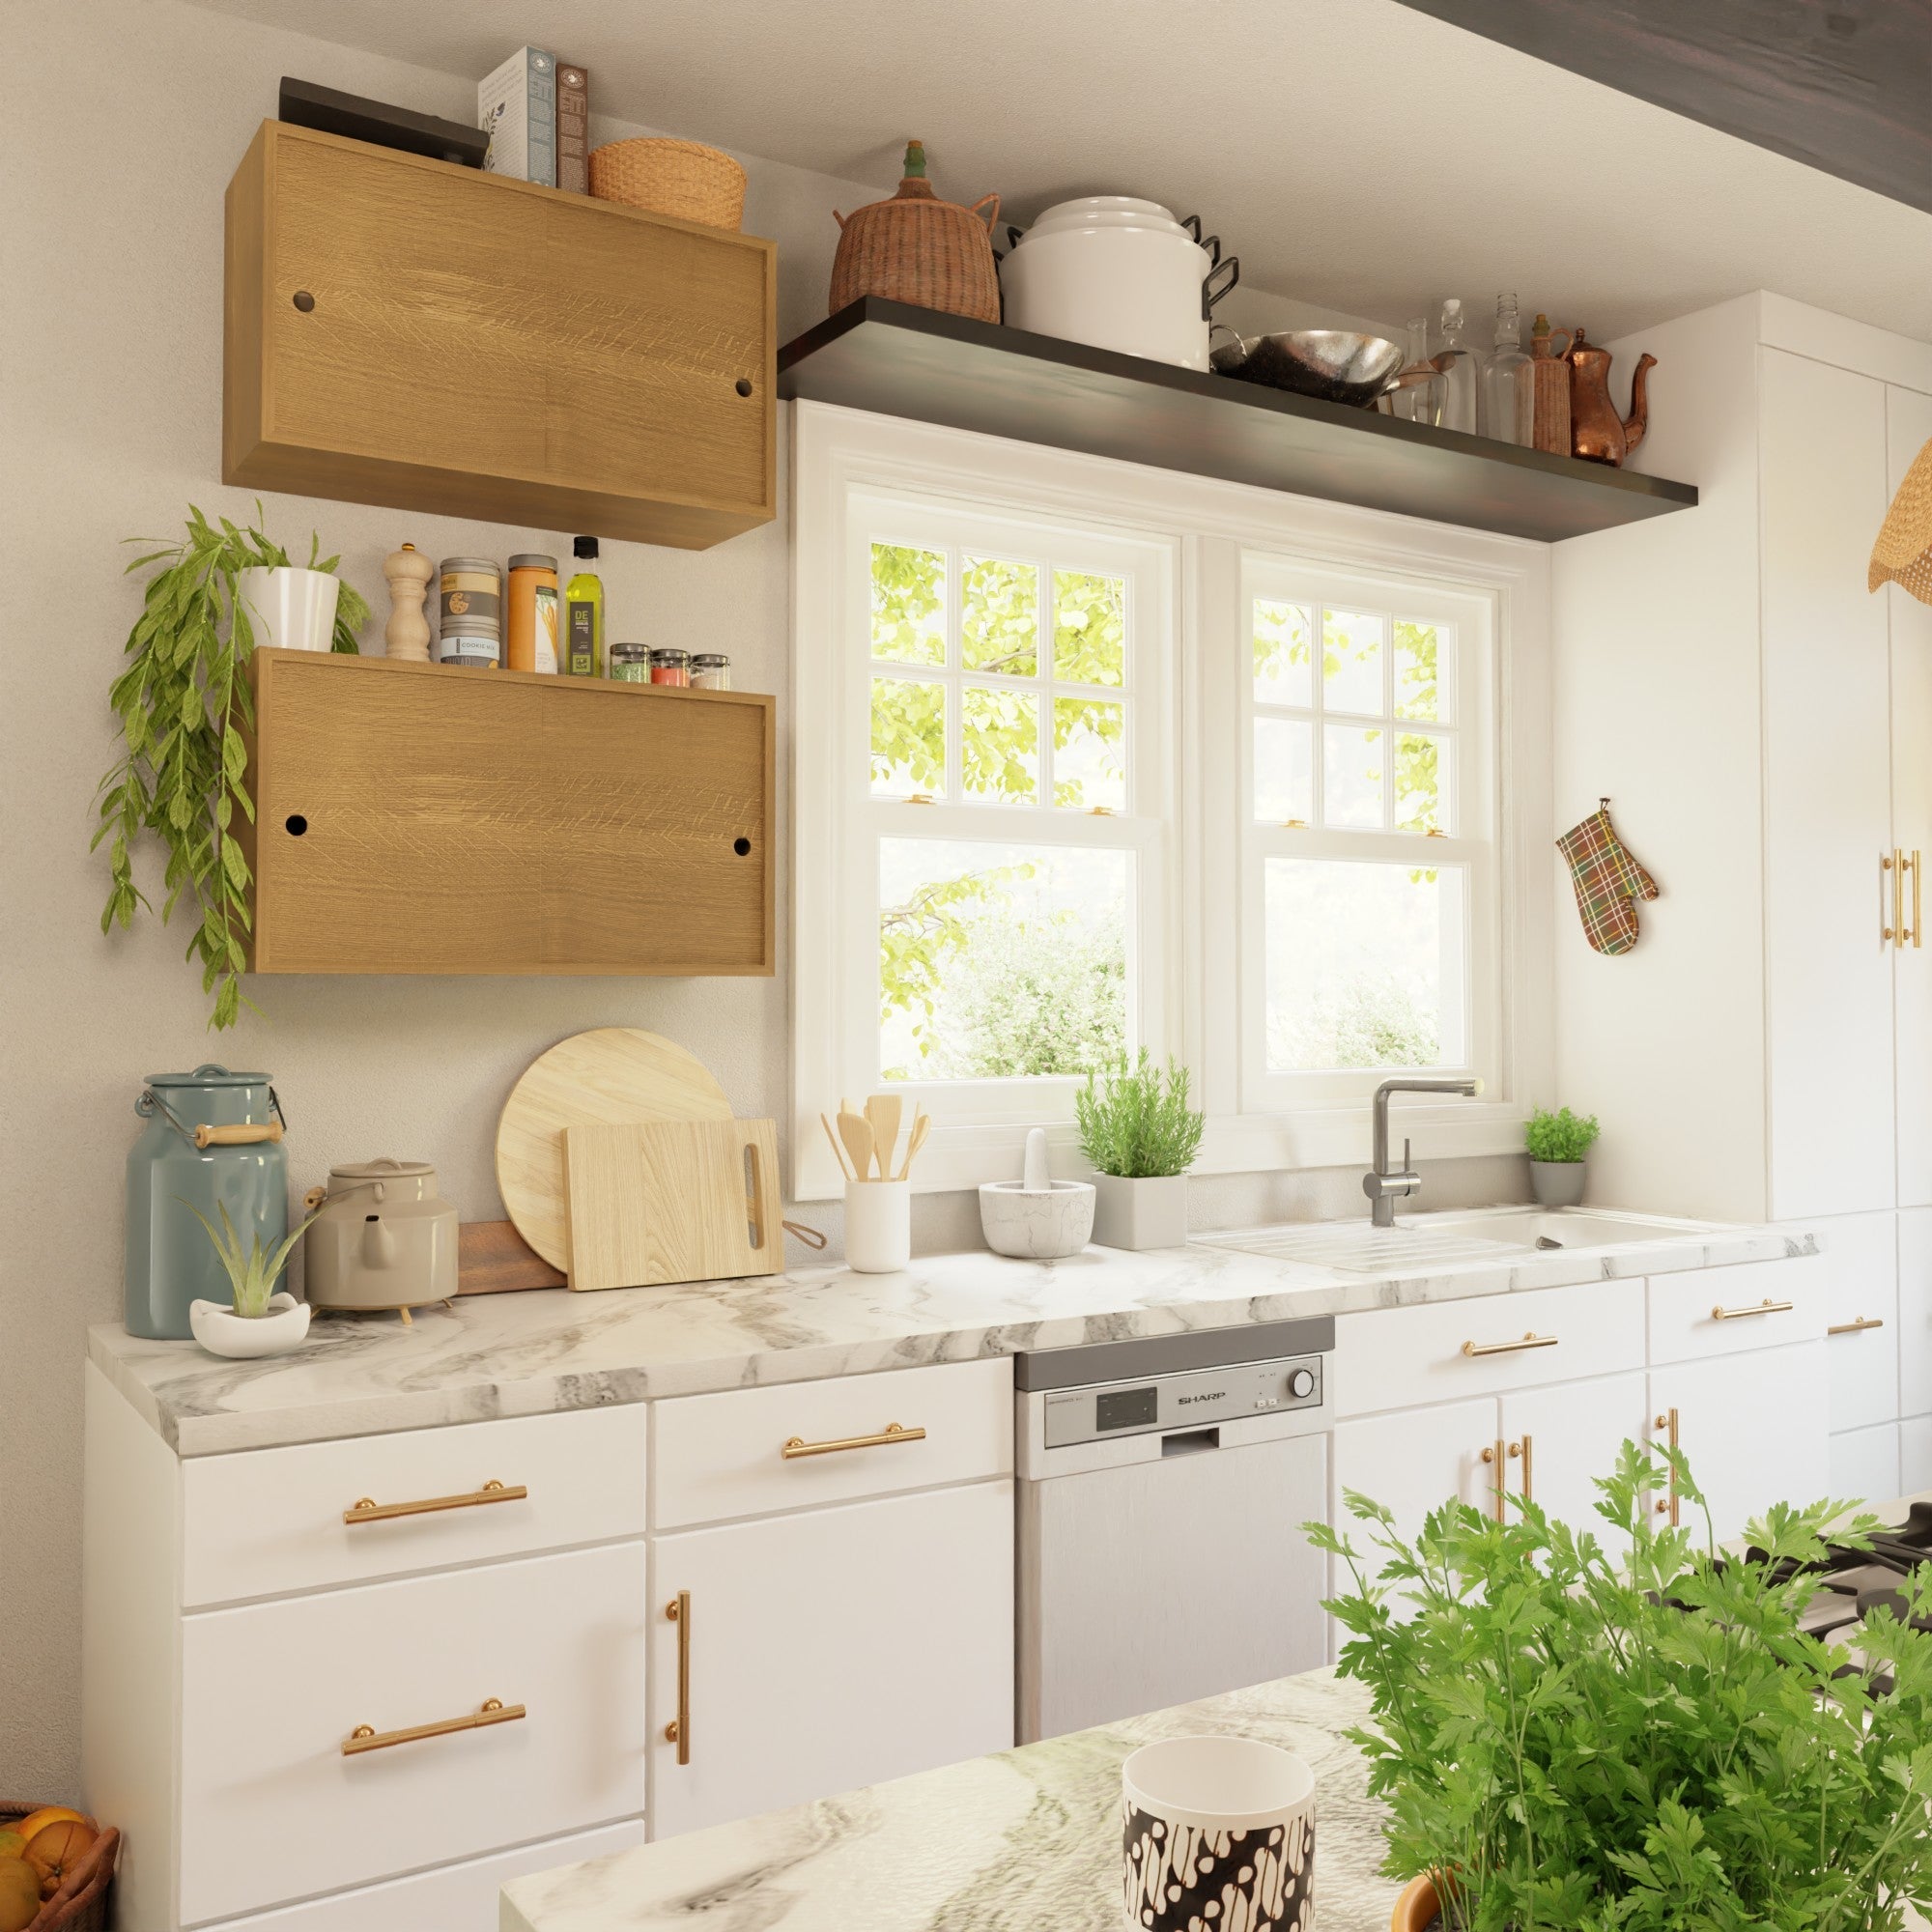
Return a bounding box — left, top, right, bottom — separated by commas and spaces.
830, 141, 1000, 323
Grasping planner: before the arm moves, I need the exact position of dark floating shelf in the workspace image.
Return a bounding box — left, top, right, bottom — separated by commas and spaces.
778, 298, 1698, 544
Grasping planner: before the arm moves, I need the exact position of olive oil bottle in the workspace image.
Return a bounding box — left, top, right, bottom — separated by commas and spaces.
563, 535, 604, 678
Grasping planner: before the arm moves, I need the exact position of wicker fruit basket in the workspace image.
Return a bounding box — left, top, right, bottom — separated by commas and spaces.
588, 136, 747, 230
830, 140, 999, 323
0, 1805, 119, 1932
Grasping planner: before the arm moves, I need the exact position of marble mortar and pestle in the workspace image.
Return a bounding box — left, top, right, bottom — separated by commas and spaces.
979, 1128, 1095, 1259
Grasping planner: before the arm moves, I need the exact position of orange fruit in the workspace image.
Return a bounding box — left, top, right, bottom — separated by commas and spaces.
24, 1817, 96, 1898
0, 1835, 20, 1861
9, 1806, 81, 1846
0, 1856, 37, 1932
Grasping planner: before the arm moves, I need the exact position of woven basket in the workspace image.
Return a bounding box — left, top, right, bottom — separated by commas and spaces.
1871, 431, 1932, 606
1, 1804, 119, 1932
830, 141, 999, 323
588, 137, 747, 231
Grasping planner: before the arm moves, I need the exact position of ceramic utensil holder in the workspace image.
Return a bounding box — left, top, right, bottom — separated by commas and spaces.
845, 1178, 911, 1273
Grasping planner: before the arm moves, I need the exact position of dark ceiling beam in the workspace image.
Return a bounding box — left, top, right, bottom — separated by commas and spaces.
1390, 0, 1932, 215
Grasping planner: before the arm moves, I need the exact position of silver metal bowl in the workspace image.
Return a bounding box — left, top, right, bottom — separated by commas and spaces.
1210, 327, 1404, 408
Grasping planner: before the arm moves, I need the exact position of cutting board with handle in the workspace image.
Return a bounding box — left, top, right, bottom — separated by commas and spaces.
563, 1118, 781, 1291
496, 1028, 734, 1272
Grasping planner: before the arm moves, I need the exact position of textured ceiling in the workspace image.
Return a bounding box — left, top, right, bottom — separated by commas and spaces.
194, 0, 1932, 345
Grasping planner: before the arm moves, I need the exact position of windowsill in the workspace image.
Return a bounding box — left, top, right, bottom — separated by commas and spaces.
791, 1100, 1529, 1201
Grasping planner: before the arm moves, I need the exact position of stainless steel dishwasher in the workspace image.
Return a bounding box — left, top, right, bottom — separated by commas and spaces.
1014, 1316, 1334, 1744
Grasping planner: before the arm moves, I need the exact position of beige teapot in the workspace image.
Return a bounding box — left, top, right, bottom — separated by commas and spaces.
302, 1157, 458, 1320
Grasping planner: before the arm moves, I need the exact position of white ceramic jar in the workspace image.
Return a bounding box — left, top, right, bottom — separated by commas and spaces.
999, 197, 1239, 371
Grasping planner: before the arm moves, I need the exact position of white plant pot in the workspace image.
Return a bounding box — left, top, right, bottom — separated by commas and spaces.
978, 1179, 1094, 1259
188, 1292, 312, 1358
238, 565, 341, 653
1091, 1173, 1189, 1251
845, 1179, 911, 1273
1529, 1160, 1588, 1207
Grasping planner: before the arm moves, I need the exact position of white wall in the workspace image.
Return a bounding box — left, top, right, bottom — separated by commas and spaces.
0, 0, 1519, 1798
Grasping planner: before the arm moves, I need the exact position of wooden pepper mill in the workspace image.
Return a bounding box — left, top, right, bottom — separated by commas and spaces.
383, 543, 435, 662
1529, 315, 1574, 458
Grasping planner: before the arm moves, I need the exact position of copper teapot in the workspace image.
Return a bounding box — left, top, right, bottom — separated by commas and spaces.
1566, 330, 1657, 468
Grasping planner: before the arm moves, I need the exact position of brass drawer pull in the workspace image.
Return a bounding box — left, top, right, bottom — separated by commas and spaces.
781, 1421, 926, 1460
665, 1592, 691, 1766
1828, 1315, 1886, 1335
343, 1697, 523, 1756
1654, 1407, 1680, 1525
1461, 1331, 1557, 1358
1710, 1298, 1794, 1321
344, 1479, 527, 1524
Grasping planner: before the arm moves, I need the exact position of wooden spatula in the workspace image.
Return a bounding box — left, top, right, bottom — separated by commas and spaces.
895, 1111, 930, 1180
864, 1094, 903, 1179
838, 1109, 875, 1183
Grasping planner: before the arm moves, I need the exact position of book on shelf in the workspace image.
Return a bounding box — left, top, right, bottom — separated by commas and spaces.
478, 45, 556, 186
556, 61, 590, 195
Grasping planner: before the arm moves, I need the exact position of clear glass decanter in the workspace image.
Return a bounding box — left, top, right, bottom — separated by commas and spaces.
1434, 298, 1478, 434
1392, 315, 1445, 425
1480, 293, 1534, 445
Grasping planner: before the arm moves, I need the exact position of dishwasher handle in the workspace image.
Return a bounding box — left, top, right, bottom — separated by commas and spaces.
1160, 1427, 1222, 1457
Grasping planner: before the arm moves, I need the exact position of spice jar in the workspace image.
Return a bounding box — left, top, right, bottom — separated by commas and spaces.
609, 642, 650, 684
506, 554, 558, 674
650, 648, 691, 688
438, 556, 501, 668
691, 653, 732, 691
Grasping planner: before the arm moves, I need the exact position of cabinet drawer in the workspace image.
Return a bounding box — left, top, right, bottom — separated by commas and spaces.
653, 1358, 1012, 1529
182, 1406, 647, 1606
1812, 1212, 1900, 1430
1646, 1254, 1828, 1367
1330, 1282, 1643, 1419
179, 1544, 646, 1924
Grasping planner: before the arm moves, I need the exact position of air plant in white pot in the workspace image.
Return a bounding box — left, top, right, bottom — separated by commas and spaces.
183, 1200, 316, 1358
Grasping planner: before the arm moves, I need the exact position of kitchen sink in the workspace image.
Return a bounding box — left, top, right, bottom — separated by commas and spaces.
1195, 1206, 1722, 1273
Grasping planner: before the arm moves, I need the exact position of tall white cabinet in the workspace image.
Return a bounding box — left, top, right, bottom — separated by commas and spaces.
1553, 292, 1932, 1485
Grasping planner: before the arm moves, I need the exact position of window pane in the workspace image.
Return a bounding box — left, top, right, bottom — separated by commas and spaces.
1254, 717, 1314, 824
1395, 732, 1452, 835
1254, 599, 1313, 708
962, 686, 1039, 805
879, 838, 1130, 1080
1322, 608, 1384, 714
870, 544, 946, 666
961, 555, 1039, 675
1052, 571, 1126, 687
870, 677, 946, 798
1322, 724, 1384, 828
1053, 696, 1127, 810
1264, 858, 1466, 1071
1394, 620, 1452, 723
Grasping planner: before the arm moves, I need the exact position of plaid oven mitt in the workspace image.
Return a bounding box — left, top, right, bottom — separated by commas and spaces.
1556, 802, 1658, 955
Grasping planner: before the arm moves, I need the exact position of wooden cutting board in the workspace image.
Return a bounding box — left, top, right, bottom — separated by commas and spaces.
563, 1118, 781, 1291
496, 1028, 734, 1271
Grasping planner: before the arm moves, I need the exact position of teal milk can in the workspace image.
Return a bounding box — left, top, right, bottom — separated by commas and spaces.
126, 1065, 289, 1339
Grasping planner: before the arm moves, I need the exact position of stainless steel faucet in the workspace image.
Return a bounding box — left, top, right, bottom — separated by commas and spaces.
1364, 1076, 1483, 1227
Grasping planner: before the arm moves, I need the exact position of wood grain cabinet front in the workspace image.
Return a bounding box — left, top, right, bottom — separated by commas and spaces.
224, 120, 776, 548
237, 649, 775, 976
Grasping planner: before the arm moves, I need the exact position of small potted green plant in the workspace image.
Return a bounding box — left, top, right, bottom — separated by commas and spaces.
1523, 1103, 1598, 1207
183, 1200, 317, 1358
1077, 1050, 1205, 1250
1311, 1446, 1932, 1931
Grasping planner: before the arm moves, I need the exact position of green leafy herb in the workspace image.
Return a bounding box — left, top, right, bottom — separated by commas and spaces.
93, 506, 368, 1029
1076, 1049, 1205, 1179
1524, 1104, 1600, 1164
181, 1199, 316, 1317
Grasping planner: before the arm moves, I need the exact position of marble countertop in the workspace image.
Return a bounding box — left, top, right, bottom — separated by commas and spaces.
89, 1217, 1811, 1456
501, 1668, 1390, 1932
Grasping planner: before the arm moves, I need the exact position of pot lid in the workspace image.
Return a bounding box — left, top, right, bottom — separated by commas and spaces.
1026, 195, 1188, 238
145, 1064, 271, 1088
329, 1156, 436, 1180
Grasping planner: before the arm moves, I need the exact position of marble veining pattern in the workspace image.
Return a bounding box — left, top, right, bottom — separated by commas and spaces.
500, 1670, 1392, 1932
88, 1226, 1815, 1456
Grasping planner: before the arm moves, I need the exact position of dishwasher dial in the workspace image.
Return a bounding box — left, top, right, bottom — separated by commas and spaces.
1287, 1366, 1317, 1401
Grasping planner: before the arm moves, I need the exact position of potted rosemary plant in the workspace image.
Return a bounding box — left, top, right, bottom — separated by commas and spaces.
1523, 1104, 1599, 1207
1077, 1050, 1206, 1250
1311, 1444, 1932, 1932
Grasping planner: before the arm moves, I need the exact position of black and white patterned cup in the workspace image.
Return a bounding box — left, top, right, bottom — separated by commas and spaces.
1121, 1736, 1315, 1932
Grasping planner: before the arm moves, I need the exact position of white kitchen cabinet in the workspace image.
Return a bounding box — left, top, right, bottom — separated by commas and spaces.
650, 1480, 1013, 1840
1497, 1371, 1649, 1548
1831, 1422, 1902, 1507
1902, 1208, 1932, 1421
1329, 1397, 1495, 1589
1648, 1342, 1829, 1546
1902, 1415, 1932, 1494
1890, 386, 1932, 1210
1813, 1211, 1900, 1432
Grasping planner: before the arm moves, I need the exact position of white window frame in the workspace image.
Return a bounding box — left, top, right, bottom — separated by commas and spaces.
792, 401, 1552, 1201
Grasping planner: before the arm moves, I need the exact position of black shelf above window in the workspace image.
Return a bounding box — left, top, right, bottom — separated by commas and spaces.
778, 298, 1697, 544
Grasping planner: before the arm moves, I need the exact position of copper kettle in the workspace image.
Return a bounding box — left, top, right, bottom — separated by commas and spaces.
1567, 330, 1657, 468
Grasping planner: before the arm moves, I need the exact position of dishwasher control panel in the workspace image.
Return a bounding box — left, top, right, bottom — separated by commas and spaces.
1041, 1353, 1324, 1449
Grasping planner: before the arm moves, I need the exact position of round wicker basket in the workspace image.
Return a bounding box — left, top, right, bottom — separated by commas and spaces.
1871, 431, 1932, 606
588, 137, 747, 231
830, 141, 999, 323
1, 1804, 119, 1932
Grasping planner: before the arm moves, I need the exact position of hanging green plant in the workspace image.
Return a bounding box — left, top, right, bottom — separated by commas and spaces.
92, 505, 368, 1029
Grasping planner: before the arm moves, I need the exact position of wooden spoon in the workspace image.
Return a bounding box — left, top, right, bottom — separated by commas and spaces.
838, 1110, 875, 1183
895, 1112, 930, 1180
865, 1094, 903, 1179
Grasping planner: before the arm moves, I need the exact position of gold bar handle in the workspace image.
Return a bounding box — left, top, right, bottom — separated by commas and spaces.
1911, 850, 1922, 948
1829, 1315, 1886, 1335
1886, 849, 1899, 945
1479, 1438, 1507, 1521
1710, 1298, 1794, 1321
1510, 1434, 1533, 1505
344, 1479, 526, 1524
343, 1697, 523, 1756
665, 1592, 691, 1766
1461, 1331, 1558, 1358
781, 1421, 926, 1460
1654, 1407, 1680, 1524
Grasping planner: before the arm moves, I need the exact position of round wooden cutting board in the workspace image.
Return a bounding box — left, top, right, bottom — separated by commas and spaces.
496, 1028, 733, 1271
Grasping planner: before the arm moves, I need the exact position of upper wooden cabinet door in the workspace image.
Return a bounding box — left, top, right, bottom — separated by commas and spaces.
224, 122, 776, 549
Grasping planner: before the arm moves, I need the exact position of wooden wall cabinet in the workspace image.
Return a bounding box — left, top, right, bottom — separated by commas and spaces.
236, 650, 774, 977
224, 121, 776, 549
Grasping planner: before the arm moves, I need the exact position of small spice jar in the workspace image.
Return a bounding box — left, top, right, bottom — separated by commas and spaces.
691, 653, 732, 691
609, 642, 651, 684
649, 648, 691, 688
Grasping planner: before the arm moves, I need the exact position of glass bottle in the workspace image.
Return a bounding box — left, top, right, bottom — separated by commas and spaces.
1392, 315, 1444, 426
1434, 298, 1478, 434
1480, 294, 1534, 445
563, 534, 605, 679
